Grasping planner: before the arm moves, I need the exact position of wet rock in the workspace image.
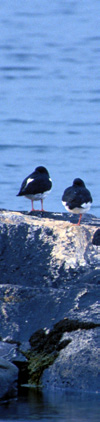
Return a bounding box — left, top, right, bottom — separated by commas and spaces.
42, 327, 100, 394
22, 318, 99, 388
0, 210, 100, 396
0, 358, 18, 400
0, 267, 99, 343
0, 340, 17, 361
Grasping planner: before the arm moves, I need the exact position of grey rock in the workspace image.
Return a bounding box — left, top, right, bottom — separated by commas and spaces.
0, 358, 18, 400
0, 341, 17, 361
0, 210, 99, 289
0, 267, 99, 343
42, 327, 100, 393
0, 210, 100, 395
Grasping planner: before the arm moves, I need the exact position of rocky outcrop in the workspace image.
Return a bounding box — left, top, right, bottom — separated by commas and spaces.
42, 322, 100, 393
0, 209, 100, 398
0, 358, 18, 400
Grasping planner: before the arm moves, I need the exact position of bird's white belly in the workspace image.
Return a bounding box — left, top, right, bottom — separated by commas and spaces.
25, 193, 45, 201
62, 202, 91, 214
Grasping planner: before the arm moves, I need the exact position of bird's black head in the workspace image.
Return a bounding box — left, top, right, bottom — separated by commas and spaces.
73, 178, 86, 188
35, 166, 49, 175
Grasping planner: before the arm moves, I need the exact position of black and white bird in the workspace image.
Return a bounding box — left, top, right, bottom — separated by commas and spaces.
92, 229, 100, 246
62, 178, 93, 225
17, 166, 52, 211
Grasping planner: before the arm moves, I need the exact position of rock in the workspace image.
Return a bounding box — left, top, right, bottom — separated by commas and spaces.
0, 209, 100, 395
0, 210, 99, 291
42, 327, 100, 393
0, 358, 18, 400
0, 340, 17, 361
22, 318, 99, 389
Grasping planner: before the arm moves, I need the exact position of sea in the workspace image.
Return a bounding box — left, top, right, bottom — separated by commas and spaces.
0, 388, 100, 422
0, 0, 100, 421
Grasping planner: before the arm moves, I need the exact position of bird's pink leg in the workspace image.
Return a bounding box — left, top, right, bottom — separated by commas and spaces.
77, 213, 82, 226
31, 200, 35, 211
41, 199, 44, 211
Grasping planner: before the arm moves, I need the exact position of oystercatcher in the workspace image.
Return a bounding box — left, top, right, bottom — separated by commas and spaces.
92, 229, 100, 246
17, 166, 52, 211
62, 178, 93, 225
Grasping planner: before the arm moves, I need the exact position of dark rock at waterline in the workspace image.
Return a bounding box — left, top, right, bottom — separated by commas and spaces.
0, 358, 18, 400
42, 326, 100, 394
12, 317, 99, 389
0, 209, 100, 398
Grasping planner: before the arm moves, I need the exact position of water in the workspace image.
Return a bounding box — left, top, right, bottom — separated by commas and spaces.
0, 1, 100, 420
0, 0, 100, 216
0, 388, 100, 422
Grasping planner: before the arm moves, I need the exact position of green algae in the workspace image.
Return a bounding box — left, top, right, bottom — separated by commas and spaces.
25, 350, 58, 386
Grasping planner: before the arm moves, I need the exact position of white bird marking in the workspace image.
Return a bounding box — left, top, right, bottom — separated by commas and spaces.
26, 178, 34, 187
62, 201, 91, 214
81, 202, 91, 210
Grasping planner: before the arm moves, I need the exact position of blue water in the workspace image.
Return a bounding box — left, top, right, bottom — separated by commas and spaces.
0, 389, 100, 422
0, 1, 100, 420
0, 0, 100, 216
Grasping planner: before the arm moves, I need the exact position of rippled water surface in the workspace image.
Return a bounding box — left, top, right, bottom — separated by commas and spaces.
0, 0, 100, 216
0, 389, 100, 422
